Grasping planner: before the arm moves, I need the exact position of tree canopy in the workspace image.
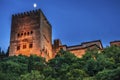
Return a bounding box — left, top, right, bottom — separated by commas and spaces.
0, 45, 120, 80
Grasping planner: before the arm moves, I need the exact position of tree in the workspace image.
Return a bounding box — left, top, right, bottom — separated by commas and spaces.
95, 67, 120, 80
28, 55, 46, 72
19, 70, 45, 80
48, 50, 85, 79
6, 46, 9, 57
0, 49, 6, 60
66, 69, 88, 80
82, 47, 116, 76
0, 60, 27, 75
103, 46, 120, 65
0, 46, 120, 79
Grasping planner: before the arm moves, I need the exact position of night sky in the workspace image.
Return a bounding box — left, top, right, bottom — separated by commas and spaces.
0, 0, 120, 51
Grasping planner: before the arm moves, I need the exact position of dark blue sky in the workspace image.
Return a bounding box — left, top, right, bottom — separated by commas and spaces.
0, 0, 120, 51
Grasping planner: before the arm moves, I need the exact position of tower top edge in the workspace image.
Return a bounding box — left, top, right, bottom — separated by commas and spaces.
12, 9, 42, 17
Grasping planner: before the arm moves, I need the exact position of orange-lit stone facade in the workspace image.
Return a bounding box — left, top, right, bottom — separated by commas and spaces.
52, 39, 103, 58
9, 9, 120, 60
9, 9, 52, 60
110, 41, 120, 46
69, 49, 86, 58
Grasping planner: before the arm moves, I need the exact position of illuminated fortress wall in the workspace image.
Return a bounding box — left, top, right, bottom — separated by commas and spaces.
9, 9, 120, 60
52, 39, 103, 58
9, 9, 52, 60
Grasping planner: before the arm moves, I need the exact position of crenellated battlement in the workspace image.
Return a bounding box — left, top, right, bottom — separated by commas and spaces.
12, 9, 52, 28
12, 9, 41, 18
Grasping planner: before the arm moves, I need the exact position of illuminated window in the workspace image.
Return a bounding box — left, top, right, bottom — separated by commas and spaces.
17, 46, 20, 50
23, 45, 26, 49
29, 43, 33, 48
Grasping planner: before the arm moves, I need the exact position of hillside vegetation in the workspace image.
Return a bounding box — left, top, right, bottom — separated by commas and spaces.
0, 46, 120, 80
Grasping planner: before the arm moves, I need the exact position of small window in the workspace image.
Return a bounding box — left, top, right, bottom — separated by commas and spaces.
27, 32, 29, 35
17, 33, 20, 37
23, 45, 26, 49
31, 31, 33, 34
17, 46, 20, 50
21, 33, 23, 36
24, 32, 26, 36
29, 43, 33, 48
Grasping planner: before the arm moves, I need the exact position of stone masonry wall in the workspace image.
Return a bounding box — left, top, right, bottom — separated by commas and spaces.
9, 10, 52, 60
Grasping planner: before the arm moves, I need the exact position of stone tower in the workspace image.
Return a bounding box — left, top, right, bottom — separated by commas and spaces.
9, 9, 52, 60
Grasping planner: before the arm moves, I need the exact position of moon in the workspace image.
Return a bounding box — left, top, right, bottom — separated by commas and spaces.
33, 3, 37, 8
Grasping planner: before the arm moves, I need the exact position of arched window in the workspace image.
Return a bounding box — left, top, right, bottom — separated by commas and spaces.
17, 33, 20, 37
27, 32, 29, 35
24, 32, 26, 36
17, 45, 20, 50
23, 45, 26, 49
31, 31, 33, 34
29, 43, 33, 48
21, 33, 23, 36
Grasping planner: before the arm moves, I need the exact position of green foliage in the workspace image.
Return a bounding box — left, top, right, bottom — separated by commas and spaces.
48, 50, 82, 79
0, 46, 120, 80
0, 71, 8, 80
66, 69, 88, 80
0, 47, 9, 59
83, 77, 95, 80
0, 48, 6, 59
28, 55, 46, 72
84, 58, 98, 76
95, 67, 120, 80
19, 70, 45, 80
103, 45, 120, 64
0, 71, 19, 80
0, 55, 46, 80
82, 47, 119, 76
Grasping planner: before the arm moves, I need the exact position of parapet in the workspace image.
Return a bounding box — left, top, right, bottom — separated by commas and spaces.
12, 9, 42, 18
110, 40, 120, 46
12, 9, 52, 28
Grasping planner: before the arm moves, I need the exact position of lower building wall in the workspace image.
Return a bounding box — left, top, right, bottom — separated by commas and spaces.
110, 42, 120, 46
69, 49, 86, 58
